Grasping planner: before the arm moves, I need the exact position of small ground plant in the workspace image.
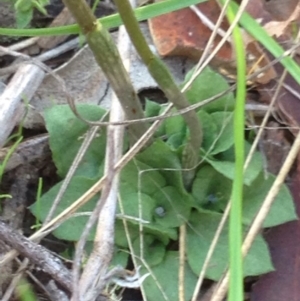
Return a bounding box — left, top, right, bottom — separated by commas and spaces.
2, 0, 300, 300
30, 65, 297, 301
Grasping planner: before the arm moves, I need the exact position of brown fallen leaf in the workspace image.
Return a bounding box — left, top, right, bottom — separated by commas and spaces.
148, 0, 277, 84
247, 0, 300, 130
246, 0, 300, 56
263, 3, 300, 38
244, 38, 277, 84
148, 0, 233, 66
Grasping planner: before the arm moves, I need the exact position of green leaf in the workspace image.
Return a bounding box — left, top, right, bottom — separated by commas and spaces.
186, 211, 274, 280
144, 223, 178, 241
15, 0, 32, 11
154, 105, 169, 138
110, 248, 129, 268
198, 110, 234, 156
133, 235, 166, 266
182, 66, 235, 113
208, 143, 263, 185
165, 109, 185, 137
14, 0, 48, 28
137, 140, 186, 193
32, 0, 48, 15
117, 196, 177, 245
198, 110, 218, 153
192, 165, 232, 211
243, 173, 297, 227
30, 176, 99, 241
152, 186, 192, 228
145, 99, 161, 117
44, 104, 107, 178
210, 111, 234, 154
115, 220, 140, 248
117, 191, 156, 223
191, 167, 296, 227
206, 159, 256, 186
167, 132, 186, 149
142, 222, 177, 243
141, 251, 198, 301
16, 8, 32, 28
120, 160, 166, 196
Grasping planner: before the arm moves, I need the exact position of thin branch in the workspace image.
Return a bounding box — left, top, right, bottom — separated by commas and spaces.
0, 221, 72, 292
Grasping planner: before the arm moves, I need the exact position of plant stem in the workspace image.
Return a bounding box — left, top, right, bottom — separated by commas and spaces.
113, 0, 203, 187
223, 2, 246, 301
61, 0, 148, 144
0, 0, 207, 37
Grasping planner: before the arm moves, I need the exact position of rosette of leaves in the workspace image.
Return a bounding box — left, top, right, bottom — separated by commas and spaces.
31, 66, 297, 301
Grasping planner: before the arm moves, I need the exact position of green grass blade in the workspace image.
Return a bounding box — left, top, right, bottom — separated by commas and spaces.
0, 136, 23, 183
226, 4, 246, 301
0, 0, 206, 37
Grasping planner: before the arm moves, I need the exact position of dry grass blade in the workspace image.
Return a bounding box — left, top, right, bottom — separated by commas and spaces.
44, 117, 107, 224
3, 37, 39, 53
72, 22, 127, 301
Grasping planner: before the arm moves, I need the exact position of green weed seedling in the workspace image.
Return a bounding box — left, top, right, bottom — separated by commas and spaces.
2, 1, 300, 299
30, 66, 297, 301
